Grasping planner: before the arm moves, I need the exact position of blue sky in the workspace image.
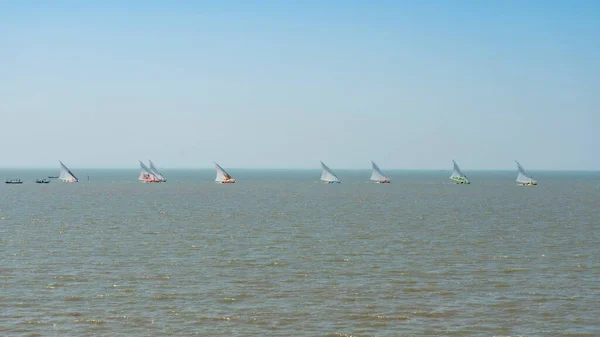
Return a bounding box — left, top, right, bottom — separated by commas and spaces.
1, 1, 598, 169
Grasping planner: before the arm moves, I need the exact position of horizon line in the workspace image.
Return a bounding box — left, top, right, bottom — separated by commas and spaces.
1, 166, 599, 172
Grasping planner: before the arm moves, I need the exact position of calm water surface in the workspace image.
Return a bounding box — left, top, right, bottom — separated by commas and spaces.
1, 169, 599, 336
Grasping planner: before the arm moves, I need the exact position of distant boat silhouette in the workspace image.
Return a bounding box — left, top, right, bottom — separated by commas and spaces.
5, 179, 23, 184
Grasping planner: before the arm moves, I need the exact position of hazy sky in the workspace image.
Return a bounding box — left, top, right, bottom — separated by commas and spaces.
1, 1, 598, 169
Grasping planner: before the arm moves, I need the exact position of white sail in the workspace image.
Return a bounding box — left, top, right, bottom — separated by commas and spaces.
139, 161, 159, 182
320, 161, 341, 183
58, 161, 78, 182
148, 160, 166, 182
450, 160, 470, 184
215, 162, 235, 183
370, 161, 390, 183
516, 161, 537, 185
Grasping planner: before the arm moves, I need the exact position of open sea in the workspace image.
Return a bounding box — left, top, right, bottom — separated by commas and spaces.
1, 169, 599, 337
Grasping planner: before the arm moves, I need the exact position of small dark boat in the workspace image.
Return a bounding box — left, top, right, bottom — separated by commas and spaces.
36, 179, 50, 184
5, 179, 23, 184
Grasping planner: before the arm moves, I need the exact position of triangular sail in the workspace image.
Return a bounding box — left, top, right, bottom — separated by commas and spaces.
370, 161, 390, 182
214, 162, 235, 183
516, 161, 537, 185
148, 160, 166, 182
139, 161, 159, 182
450, 160, 470, 184
320, 161, 341, 183
58, 161, 78, 182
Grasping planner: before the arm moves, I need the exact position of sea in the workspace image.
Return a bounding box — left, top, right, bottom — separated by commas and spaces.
1, 169, 599, 337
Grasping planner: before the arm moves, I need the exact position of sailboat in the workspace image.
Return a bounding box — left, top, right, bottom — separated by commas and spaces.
370, 161, 390, 183
139, 161, 163, 183
214, 162, 236, 183
450, 160, 470, 184
58, 161, 78, 182
148, 160, 167, 182
515, 161, 537, 186
320, 161, 341, 184
5, 179, 23, 184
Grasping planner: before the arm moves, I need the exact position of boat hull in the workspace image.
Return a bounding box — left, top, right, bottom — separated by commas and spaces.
451, 178, 470, 184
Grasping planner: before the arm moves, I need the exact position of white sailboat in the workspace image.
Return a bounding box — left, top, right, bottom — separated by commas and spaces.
516, 161, 537, 186
148, 160, 167, 182
320, 161, 341, 184
58, 161, 78, 183
214, 162, 236, 183
450, 160, 470, 184
370, 161, 390, 183
139, 161, 162, 183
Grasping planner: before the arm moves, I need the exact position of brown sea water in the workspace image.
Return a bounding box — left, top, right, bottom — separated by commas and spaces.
1, 169, 599, 336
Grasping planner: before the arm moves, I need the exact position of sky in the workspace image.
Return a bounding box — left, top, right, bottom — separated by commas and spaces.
1, 1, 599, 170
